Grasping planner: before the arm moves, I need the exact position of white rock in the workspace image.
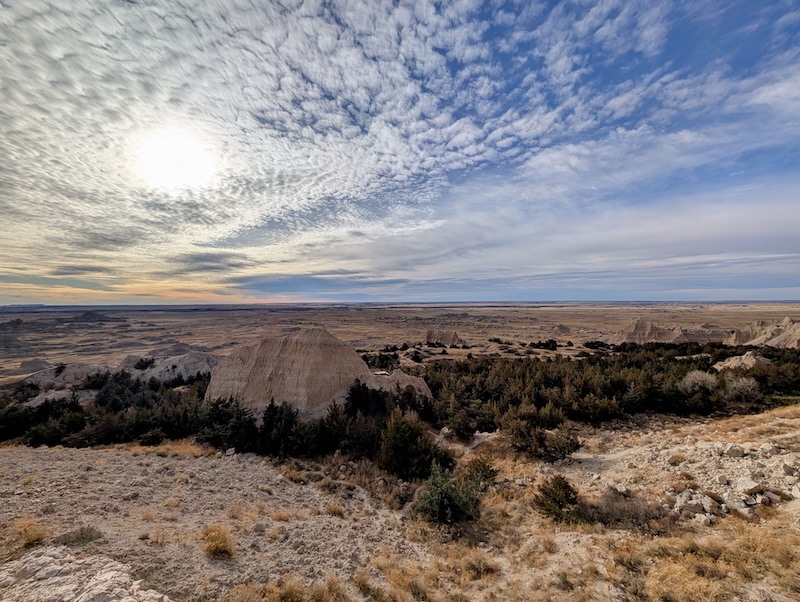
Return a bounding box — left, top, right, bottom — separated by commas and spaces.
716, 475, 728, 485
700, 495, 720, 514
736, 476, 762, 495
724, 444, 746, 458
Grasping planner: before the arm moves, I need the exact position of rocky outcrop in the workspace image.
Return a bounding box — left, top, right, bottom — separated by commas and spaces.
725, 317, 800, 348
426, 329, 467, 347
610, 318, 726, 345
23, 363, 107, 390
205, 328, 432, 420
713, 351, 772, 372
117, 351, 219, 382
0, 546, 171, 601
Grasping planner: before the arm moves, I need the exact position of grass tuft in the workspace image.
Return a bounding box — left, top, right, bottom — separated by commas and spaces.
201, 523, 236, 558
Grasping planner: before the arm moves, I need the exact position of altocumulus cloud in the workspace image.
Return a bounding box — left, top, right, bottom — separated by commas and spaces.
1, 0, 798, 303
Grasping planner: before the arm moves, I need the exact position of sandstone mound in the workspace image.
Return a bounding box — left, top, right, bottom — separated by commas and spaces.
713, 351, 772, 372
5, 358, 53, 376
23, 363, 107, 390
205, 328, 432, 420
610, 318, 726, 345
117, 351, 219, 382
426, 329, 467, 347
725, 317, 800, 348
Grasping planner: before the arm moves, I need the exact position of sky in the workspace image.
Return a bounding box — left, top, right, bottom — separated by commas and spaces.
1, 0, 799, 304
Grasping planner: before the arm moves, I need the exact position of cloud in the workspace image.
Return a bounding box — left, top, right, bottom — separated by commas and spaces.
1, 1, 799, 302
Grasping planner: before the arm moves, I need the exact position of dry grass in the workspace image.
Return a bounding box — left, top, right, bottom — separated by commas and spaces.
13, 517, 47, 548
667, 452, 687, 466
224, 574, 351, 602
18, 474, 37, 486
352, 570, 392, 602
270, 511, 291, 522
163, 496, 181, 509
325, 502, 346, 518
125, 439, 213, 458
282, 469, 308, 484
463, 548, 501, 580
644, 562, 727, 602
201, 524, 236, 558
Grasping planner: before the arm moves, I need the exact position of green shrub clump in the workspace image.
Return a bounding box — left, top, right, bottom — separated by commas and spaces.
413, 461, 481, 524
531, 474, 580, 522
378, 407, 453, 479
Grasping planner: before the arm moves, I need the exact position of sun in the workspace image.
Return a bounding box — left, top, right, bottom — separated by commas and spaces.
133, 126, 219, 191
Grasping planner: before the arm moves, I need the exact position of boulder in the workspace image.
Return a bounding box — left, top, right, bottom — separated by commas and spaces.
205, 328, 432, 421
737, 477, 762, 495
724, 444, 746, 458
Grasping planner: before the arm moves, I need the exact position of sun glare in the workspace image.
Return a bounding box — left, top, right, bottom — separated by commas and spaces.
133, 127, 218, 191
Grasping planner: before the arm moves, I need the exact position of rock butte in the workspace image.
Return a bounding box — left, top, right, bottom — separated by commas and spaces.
204, 327, 432, 421
426, 328, 467, 347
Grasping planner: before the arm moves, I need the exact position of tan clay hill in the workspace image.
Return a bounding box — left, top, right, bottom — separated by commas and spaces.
610, 317, 726, 345
725, 317, 800, 348
204, 327, 431, 420
425, 329, 467, 347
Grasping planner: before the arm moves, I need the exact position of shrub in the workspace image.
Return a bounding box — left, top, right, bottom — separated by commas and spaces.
201, 524, 236, 558
501, 418, 579, 461
531, 475, 580, 522
413, 461, 480, 524
723, 376, 763, 405
378, 408, 452, 479
462, 455, 497, 491
134, 357, 155, 370
199, 398, 258, 453
464, 549, 500, 579
587, 487, 669, 532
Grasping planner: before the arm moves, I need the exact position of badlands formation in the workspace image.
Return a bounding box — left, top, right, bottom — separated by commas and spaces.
204, 328, 431, 420
2, 302, 800, 601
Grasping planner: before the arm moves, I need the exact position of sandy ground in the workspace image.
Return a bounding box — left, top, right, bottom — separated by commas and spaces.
2, 405, 800, 601
0, 445, 424, 600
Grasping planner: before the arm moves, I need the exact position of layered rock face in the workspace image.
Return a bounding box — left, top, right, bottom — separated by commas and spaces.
725, 317, 800, 349
425, 329, 467, 347
610, 318, 726, 345
117, 351, 219, 382
205, 328, 432, 420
